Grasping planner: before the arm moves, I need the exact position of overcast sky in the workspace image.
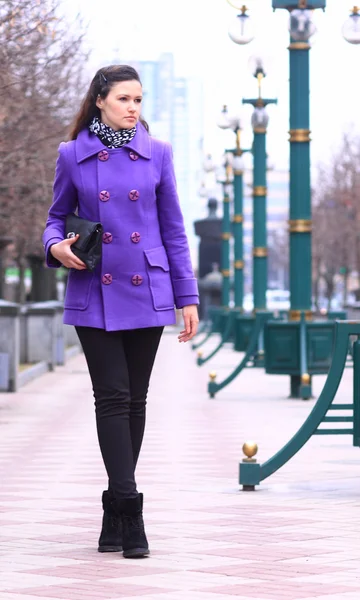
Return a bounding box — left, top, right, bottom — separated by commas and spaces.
61, 0, 359, 176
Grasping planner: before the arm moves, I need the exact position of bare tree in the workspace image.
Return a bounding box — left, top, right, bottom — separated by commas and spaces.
313, 196, 354, 309
268, 227, 289, 290
0, 0, 88, 301
312, 136, 358, 309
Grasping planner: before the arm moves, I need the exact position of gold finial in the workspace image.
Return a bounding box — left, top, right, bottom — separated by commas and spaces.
257, 72, 264, 100
242, 441, 258, 461
225, 163, 233, 183
209, 371, 217, 382
301, 373, 311, 385
197, 350, 203, 358
235, 128, 241, 152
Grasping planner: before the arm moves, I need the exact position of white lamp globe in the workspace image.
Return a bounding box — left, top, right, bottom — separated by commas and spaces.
228, 11, 255, 45
233, 154, 245, 172
343, 9, 360, 44
217, 105, 231, 130
251, 107, 269, 130
228, 115, 242, 131
289, 9, 316, 42
203, 154, 215, 172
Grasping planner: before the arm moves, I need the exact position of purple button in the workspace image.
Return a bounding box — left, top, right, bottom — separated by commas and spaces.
131, 232, 141, 244
103, 232, 113, 244
102, 273, 113, 285
99, 190, 110, 202
131, 274, 143, 286
98, 150, 109, 161
129, 151, 139, 161
129, 190, 140, 201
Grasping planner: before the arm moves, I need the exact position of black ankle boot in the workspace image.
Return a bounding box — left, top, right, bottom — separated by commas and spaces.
98, 490, 122, 553
119, 493, 149, 558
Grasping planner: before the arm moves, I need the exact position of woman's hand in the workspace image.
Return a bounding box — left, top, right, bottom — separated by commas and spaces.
178, 304, 199, 343
50, 235, 87, 270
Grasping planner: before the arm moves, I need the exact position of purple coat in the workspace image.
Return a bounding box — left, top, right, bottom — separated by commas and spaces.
43, 123, 199, 331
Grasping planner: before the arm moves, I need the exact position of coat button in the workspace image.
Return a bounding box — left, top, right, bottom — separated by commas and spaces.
131, 274, 143, 286
129, 190, 140, 201
103, 232, 113, 244
129, 151, 139, 161
98, 150, 109, 161
130, 232, 141, 244
102, 273, 113, 285
99, 190, 110, 202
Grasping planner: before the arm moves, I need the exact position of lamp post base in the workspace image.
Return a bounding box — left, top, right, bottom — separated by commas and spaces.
290, 374, 312, 400
264, 317, 340, 400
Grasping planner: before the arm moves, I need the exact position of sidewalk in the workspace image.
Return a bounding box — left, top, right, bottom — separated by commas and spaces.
1, 332, 360, 600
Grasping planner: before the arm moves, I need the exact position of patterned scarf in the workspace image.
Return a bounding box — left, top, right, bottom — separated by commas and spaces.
89, 116, 136, 149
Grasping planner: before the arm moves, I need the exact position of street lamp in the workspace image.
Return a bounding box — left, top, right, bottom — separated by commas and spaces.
203, 153, 216, 173
198, 182, 208, 198
217, 105, 231, 129
216, 151, 233, 310
225, 0, 328, 401
243, 58, 277, 313
343, 6, 360, 44
217, 106, 246, 311
227, 3, 255, 45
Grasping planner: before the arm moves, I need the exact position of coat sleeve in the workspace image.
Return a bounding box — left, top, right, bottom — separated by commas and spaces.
42, 142, 78, 268
156, 142, 199, 309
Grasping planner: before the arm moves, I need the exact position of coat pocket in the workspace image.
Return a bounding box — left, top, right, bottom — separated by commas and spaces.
144, 246, 175, 311
64, 269, 94, 310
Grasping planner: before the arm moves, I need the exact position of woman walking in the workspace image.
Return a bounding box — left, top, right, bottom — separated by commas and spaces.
43, 65, 199, 558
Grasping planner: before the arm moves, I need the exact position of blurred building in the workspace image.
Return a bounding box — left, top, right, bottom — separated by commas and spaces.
133, 53, 204, 266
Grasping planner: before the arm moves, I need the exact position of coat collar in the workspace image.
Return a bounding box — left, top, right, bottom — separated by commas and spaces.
75, 121, 151, 163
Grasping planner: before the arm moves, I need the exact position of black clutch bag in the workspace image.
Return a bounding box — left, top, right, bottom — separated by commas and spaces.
65, 213, 103, 272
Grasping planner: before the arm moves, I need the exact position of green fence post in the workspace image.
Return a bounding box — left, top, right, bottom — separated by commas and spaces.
353, 338, 360, 447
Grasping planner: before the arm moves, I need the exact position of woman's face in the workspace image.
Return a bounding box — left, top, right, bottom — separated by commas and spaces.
96, 80, 143, 130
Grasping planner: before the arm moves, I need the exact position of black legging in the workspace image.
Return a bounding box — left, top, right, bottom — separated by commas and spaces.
76, 325, 163, 500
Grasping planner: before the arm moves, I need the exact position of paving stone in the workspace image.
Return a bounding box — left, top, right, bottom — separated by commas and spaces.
1, 331, 360, 599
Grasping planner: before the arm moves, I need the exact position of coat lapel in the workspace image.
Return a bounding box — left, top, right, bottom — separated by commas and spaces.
125, 122, 151, 159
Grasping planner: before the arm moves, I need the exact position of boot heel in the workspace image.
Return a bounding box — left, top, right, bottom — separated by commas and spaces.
123, 547, 150, 559
98, 544, 122, 553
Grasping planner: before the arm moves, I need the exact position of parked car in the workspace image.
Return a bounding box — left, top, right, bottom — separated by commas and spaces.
266, 289, 290, 311
241, 289, 290, 312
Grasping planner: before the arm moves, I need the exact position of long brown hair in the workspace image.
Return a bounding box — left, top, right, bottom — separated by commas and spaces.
68, 65, 149, 140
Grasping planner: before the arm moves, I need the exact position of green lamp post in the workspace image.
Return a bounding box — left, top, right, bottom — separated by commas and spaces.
197, 109, 247, 366
287, 6, 315, 325
220, 156, 233, 309
232, 140, 245, 311
276, 1, 325, 399
243, 60, 277, 312
217, 108, 246, 312
196, 119, 240, 366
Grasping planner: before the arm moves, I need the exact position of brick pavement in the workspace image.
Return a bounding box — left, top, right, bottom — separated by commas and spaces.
1, 330, 360, 600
